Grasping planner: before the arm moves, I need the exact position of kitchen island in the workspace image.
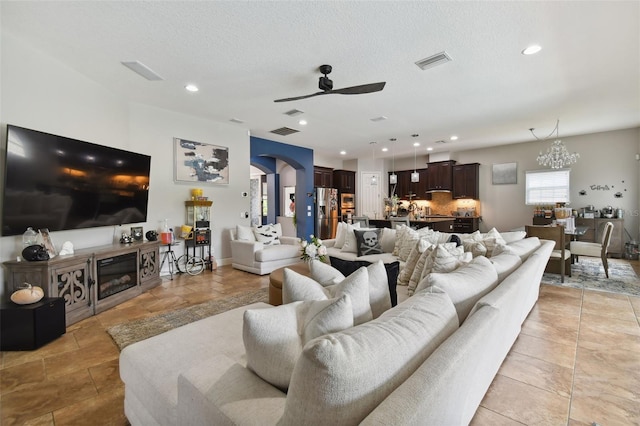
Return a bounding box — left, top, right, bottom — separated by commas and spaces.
370, 217, 455, 232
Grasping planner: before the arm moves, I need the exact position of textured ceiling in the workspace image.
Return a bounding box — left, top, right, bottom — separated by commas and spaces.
2, 1, 639, 160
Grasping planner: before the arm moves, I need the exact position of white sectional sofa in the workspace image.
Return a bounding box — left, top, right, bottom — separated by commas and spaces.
120, 225, 554, 425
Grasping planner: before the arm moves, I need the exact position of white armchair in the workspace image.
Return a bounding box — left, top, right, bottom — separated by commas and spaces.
230, 225, 302, 275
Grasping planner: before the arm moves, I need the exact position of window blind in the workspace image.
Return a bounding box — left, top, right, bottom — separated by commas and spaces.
525, 169, 571, 205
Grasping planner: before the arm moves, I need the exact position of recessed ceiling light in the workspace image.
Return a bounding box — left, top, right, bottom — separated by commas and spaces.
413, 142, 420, 147
382, 147, 388, 152
298, 119, 307, 126
450, 135, 458, 141
185, 84, 199, 92
522, 45, 542, 55
426, 147, 434, 151
340, 150, 346, 155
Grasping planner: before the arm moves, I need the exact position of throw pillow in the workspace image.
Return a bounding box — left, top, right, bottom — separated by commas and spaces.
253, 223, 281, 245
309, 259, 345, 286
280, 289, 458, 425
354, 228, 383, 257
243, 295, 353, 391
236, 224, 257, 242
380, 227, 396, 253
398, 241, 421, 286
329, 256, 399, 308
333, 221, 347, 249
448, 234, 462, 247
340, 223, 363, 254
283, 267, 372, 325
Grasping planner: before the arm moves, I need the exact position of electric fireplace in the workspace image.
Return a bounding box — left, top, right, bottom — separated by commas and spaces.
96, 252, 138, 300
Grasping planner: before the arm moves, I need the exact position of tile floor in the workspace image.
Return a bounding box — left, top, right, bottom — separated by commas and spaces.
1, 260, 638, 425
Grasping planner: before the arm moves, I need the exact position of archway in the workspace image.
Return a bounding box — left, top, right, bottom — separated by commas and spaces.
250, 137, 314, 240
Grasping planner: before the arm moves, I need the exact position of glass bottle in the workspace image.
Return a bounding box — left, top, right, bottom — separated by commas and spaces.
23, 227, 38, 247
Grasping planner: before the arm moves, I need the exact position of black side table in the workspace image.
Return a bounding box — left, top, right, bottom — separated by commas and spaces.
1, 297, 66, 351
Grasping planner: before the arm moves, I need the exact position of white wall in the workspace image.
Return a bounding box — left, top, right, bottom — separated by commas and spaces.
452, 127, 640, 237
0, 33, 250, 297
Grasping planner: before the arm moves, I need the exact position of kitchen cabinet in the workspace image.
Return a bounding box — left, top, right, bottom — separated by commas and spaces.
333, 170, 356, 193
453, 163, 480, 199
389, 169, 429, 200
453, 217, 480, 233
430, 220, 454, 232
427, 160, 456, 192
314, 166, 333, 188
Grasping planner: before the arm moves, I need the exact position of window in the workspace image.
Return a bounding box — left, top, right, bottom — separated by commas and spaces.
525, 169, 571, 205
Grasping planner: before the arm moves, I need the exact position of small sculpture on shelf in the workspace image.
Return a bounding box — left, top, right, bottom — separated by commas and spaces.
11, 282, 45, 305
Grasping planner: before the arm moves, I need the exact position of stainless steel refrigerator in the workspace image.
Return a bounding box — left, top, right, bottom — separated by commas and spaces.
315, 188, 338, 239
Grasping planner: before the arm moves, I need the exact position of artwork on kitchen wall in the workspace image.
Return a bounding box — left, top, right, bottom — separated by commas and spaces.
174, 138, 229, 184
492, 162, 517, 185
284, 186, 295, 217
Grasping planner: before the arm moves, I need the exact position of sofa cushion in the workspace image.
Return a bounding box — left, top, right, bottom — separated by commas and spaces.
489, 252, 523, 282
380, 228, 396, 253
253, 223, 282, 245
354, 228, 384, 257
279, 289, 459, 426
282, 267, 373, 325
506, 236, 541, 261
326, 258, 397, 315
243, 295, 353, 391
255, 244, 300, 262
309, 259, 344, 286
236, 224, 257, 242
501, 230, 527, 244
415, 256, 498, 323
408, 243, 468, 296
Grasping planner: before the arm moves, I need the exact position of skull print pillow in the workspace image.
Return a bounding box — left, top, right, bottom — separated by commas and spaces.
354, 229, 383, 257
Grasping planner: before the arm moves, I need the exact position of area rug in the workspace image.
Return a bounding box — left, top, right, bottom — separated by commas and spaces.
542, 259, 640, 297
107, 287, 268, 350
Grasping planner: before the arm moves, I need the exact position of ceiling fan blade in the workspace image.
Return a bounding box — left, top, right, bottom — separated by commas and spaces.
330, 82, 386, 95
274, 91, 328, 103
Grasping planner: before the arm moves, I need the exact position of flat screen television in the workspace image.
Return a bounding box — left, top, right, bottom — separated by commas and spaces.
2, 124, 151, 236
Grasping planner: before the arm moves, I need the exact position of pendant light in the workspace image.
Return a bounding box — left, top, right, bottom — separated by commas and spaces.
389, 138, 397, 184
370, 141, 378, 185
411, 134, 419, 183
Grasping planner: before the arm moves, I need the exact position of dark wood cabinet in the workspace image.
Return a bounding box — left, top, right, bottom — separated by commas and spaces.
1, 298, 66, 350
314, 166, 333, 188
3, 241, 161, 325
427, 160, 456, 191
389, 169, 429, 200
453, 163, 480, 199
453, 217, 480, 233
333, 170, 355, 193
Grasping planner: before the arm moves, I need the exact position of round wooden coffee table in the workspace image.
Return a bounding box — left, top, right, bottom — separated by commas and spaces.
268, 262, 310, 305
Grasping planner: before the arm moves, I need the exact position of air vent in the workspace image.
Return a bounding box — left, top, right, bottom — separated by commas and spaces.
229, 118, 244, 124
435, 140, 447, 144
370, 116, 388, 122
270, 127, 300, 136
121, 61, 164, 81
415, 51, 452, 71
284, 109, 304, 117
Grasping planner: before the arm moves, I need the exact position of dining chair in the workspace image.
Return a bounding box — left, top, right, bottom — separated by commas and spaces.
525, 225, 571, 282
352, 216, 370, 227
569, 221, 614, 278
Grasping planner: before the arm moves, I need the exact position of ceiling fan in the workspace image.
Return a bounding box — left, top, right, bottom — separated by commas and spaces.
274, 65, 386, 103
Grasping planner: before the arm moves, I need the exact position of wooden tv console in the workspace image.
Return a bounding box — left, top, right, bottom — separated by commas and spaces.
3, 240, 161, 325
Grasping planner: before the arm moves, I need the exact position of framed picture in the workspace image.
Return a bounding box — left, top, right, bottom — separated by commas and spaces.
38, 228, 57, 257
131, 226, 144, 241
492, 162, 518, 185
284, 186, 295, 217
174, 138, 229, 184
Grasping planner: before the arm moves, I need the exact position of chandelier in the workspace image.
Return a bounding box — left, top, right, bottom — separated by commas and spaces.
531, 119, 579, 169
